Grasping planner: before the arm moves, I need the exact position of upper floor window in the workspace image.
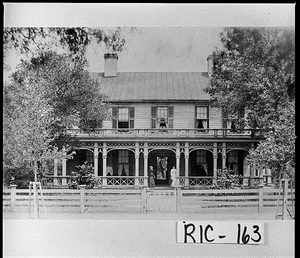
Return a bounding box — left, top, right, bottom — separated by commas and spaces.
151, 106, 174, 128
222, 108, 245, 130
195, 106, 209, 129
112, 106, 135, 129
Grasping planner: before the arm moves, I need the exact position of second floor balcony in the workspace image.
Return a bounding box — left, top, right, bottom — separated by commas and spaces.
67, 128, 265, 139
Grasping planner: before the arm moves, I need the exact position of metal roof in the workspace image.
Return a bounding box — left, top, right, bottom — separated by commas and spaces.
90, 72, 210, 102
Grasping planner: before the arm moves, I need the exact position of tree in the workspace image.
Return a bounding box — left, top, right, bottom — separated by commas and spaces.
246, 102, 295, 183
3, 27, 135, 67
8, 51, 111, 147
3, 72, 70, 181
205, 27, 295, 180
3, 51, 112, 190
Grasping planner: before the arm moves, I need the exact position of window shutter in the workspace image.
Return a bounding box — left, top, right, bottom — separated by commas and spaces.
206, 106, 209, 129
112, 107, 118, 128
168, 106, 174, 128
129, 107, 135, 128
151, 106, 157, 128
195, 106, 198, 128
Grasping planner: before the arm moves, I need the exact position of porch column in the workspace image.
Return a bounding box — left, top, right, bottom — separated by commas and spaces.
249, 143, 256, 188
222, 142, 226, 168
176, 142, 180, 187
184, 142, 189, 188
135, 142, 140, 187
102, 142, 107, 187
143, 143, 148, 187
94, 142, 99, 177
53, 158, 58, 186
62, 158, 67, 187
213, 143, 218, 184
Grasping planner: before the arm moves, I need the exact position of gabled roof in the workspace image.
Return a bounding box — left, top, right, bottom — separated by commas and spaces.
90, 72, 210, 102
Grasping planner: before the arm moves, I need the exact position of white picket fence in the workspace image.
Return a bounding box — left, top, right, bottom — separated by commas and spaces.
3, 186, 295, 214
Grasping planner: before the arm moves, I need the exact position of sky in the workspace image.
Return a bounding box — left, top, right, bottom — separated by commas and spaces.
3, 3, 295, 78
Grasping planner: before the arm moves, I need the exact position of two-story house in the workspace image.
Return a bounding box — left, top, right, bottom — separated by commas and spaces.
54, 53, 270, 188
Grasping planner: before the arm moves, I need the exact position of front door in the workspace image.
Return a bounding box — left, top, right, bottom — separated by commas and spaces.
156, 156, 169, 185
148, 150, 176, 186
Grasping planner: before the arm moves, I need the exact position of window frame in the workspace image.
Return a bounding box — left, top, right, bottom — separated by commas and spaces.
195, 106, 209, 129
151, 106, 174, 129
112, 106, 135, 129
118, 150, 129, 176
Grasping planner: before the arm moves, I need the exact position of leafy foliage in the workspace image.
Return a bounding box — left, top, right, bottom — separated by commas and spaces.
3, 51, 111, 183
8, 51, 111, 142
205, 27, 295, 178
3, 69, 70, 183
3, 27, 135, 62
210, 168, 241, 189
67, 162, 97, 189
3, 165, 34, 188
246, 102, 295, 179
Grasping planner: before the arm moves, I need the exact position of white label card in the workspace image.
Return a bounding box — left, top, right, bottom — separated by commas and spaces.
177, 221, 264, 245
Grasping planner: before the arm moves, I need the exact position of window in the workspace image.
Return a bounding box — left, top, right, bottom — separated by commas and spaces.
227, 150, 239, 174
118, 150, 129, 176
222, 108, 245, 130
151, 106, 174, 128
112, 107, 135, 129
195, 107, 209, 129
86, 151, 94, 165
157, 107, 168, 128
196, 150, 208, 175
118, 108, 129, 128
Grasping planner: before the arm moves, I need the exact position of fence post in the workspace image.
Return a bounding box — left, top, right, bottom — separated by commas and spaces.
258, 185, 264, 213
141, 188, 147, 213
79, 185, 86, 213
10, 184, 17, 212
176, 187, 182, 213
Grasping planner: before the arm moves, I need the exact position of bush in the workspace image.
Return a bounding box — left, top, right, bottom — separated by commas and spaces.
210, 168, 242, 189
3, 166, 34, 188
67, 162, 96, 189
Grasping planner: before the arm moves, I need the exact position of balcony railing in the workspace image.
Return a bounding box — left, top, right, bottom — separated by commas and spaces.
67, 128, 265, 139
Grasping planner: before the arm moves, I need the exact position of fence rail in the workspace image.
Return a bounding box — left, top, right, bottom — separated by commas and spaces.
3, 185, 295, 215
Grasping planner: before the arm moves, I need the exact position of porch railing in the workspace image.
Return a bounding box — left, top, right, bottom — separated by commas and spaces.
96, 176, 148, 188
67, 128, 265, 139
177, 175, 270, 188
43, 175, 148, 188
40, 175, 271, 189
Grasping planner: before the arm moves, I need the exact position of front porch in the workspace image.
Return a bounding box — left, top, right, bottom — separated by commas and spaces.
44, 139, 273, 189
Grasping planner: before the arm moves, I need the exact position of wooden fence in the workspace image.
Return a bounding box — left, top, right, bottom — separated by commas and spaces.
3, 186, 295, 215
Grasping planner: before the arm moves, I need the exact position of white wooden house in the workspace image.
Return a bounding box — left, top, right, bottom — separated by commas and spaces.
54, 53, 270, 188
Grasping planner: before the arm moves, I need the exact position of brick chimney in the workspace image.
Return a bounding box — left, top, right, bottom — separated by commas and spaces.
207, 54, 214, 78
104, 53, 118, 77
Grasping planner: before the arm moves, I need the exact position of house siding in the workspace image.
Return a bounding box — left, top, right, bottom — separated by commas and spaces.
102, 103, 223, 129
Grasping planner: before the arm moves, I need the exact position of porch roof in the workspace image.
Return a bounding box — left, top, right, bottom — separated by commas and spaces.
90, 72, 210, 102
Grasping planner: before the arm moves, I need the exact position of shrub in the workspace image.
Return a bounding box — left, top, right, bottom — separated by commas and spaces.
210, 168, 242, 189
3, 166, 34, 188
67, 162, 96, 189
